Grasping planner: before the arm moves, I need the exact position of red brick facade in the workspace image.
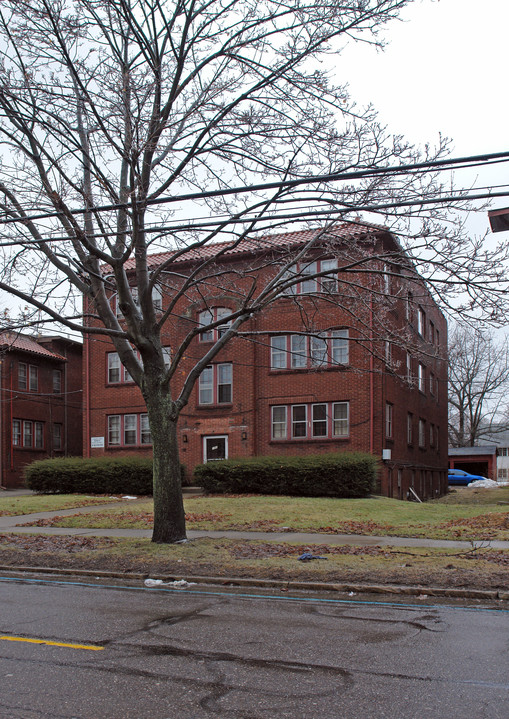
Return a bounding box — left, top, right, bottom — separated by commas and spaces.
83, 225, 448, 500
0, 334, 83, 488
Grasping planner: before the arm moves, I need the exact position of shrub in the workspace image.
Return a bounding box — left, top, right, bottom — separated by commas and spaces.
194, 452, 377, 498
24, 456, 185, 495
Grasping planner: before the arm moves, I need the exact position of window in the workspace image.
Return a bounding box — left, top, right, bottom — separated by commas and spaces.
385, 341, 392, 366
419, 419, 426, 448
406, 291, 413, 322
270, 336, 287, 369
124, 414, 137, 445
498, 468, 508, 480
24, 421, 33, 447
383, 263, 391, 294
198, 363, 232, 405
198, 307, 232, 342
18, 363, 38, 391
270, 331, 349, 370
386, 403, 393, 439
271, 401, 349, 440
406, 352, 412, 384
107, 414, 150, 447
429, 423, 435, 447
18, 363, 27, 390
12, 420, 21, 446
53, 369, 62, 393
312, 404, 328, 437
107, 351, 147, 384
107, 353, 121, 383
115, 284, 162, 317
52, 423, 62, 450
29, 365, 38, 391
407, 413, 413, 445
13, 420, 43, 448
417, 307, 425, 337
429, 320, 435, 344
429, 371, 435, 396
271, 406, 287, 439
418, 363, 425, 393
292, 405, 307, 438
284, 258, 338, 295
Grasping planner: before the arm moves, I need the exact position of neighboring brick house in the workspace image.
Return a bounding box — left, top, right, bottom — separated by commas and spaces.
0, 333, 83, 488
83, 223, 448, 500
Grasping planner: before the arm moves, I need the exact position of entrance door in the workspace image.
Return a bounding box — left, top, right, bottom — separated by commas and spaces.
203, 435, 228, 462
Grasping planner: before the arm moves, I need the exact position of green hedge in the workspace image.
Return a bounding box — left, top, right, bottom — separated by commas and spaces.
194, 452, 377, 497
24, 456, 185, 495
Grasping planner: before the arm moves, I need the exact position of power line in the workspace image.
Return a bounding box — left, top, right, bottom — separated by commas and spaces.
1, 150, 509, 227
0, 187, 507, 251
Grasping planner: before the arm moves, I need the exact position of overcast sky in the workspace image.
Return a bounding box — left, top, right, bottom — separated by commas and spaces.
339, 0, 509, 238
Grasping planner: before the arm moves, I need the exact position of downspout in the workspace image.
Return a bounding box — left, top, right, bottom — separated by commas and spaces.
369, 297, 374, 455
9, 362, 14, 470
84, 329, 91, 458
0, 359, 4, 489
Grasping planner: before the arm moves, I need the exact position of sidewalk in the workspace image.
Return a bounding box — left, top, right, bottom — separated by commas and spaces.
1, 501, 509, 550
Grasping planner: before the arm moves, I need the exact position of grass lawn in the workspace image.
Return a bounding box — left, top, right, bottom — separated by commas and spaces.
0, 494, 127, 516
0, 533, 507, 592
14, 486, 509, 542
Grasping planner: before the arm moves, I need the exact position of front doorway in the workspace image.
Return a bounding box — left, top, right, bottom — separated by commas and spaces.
203, 435, 228, 462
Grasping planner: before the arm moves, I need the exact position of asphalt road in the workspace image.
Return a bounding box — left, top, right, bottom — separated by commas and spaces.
0, 575, 507, 719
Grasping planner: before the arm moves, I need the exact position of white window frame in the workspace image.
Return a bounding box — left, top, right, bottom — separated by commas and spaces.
29, 365, 38, 392
271, 401, 349, 441
270, 331, 349, 370
198, 307, 232, 342
271, 406, 287, 440
18, 362, 27, 390
198, 363, 233, 405
386, 403, 393, 439
418, 363, 426, 393
107, 413, 151, 447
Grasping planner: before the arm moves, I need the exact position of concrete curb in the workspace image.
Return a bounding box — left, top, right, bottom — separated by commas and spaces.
0, 564, 506, 601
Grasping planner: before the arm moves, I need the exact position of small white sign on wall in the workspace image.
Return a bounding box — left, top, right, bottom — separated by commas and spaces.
90, 436, 105, 448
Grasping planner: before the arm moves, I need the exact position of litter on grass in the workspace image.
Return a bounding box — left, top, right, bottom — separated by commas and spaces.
144, 578, 195, 588
298, 552, 327, 561
122, 495, 138, 500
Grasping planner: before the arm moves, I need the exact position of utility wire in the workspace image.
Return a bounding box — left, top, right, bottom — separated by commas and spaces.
1, 150, 508, 227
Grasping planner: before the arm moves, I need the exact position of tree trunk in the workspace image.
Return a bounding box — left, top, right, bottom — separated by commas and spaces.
146, 390, 187, 543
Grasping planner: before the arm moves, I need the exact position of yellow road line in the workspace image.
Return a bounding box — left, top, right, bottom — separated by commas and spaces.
0, 635, 104, 651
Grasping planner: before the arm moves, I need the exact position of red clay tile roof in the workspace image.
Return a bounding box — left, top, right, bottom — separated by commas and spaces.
123, 222, 386, 271
0, 333, 67, 361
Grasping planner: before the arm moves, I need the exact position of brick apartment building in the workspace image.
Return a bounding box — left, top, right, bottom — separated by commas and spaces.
83, 223, 448, 500
0, 333, 83, 488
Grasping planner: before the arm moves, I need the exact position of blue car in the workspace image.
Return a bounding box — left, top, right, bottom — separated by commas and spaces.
448, 469, 488, 486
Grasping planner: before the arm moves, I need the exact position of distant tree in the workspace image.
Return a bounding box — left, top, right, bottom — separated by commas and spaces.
448, 325, 509, 447
0, 0, 508, 542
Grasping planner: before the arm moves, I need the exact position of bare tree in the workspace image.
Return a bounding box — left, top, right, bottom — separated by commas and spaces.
448, 325, 509, 447
0, 0, 508, 541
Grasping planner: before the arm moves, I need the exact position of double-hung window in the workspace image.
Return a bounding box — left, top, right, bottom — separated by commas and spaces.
271, 401, 349, 440
271, 331, 349, 370
198, 307, 232, 342
53, 369, 62, 393
18, 363, 38, 391
283, 258, 338, 295
199, 363, 232, 405
108, 413, 151, 446
418, 363, 426, 393
13, 419, 43, 448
